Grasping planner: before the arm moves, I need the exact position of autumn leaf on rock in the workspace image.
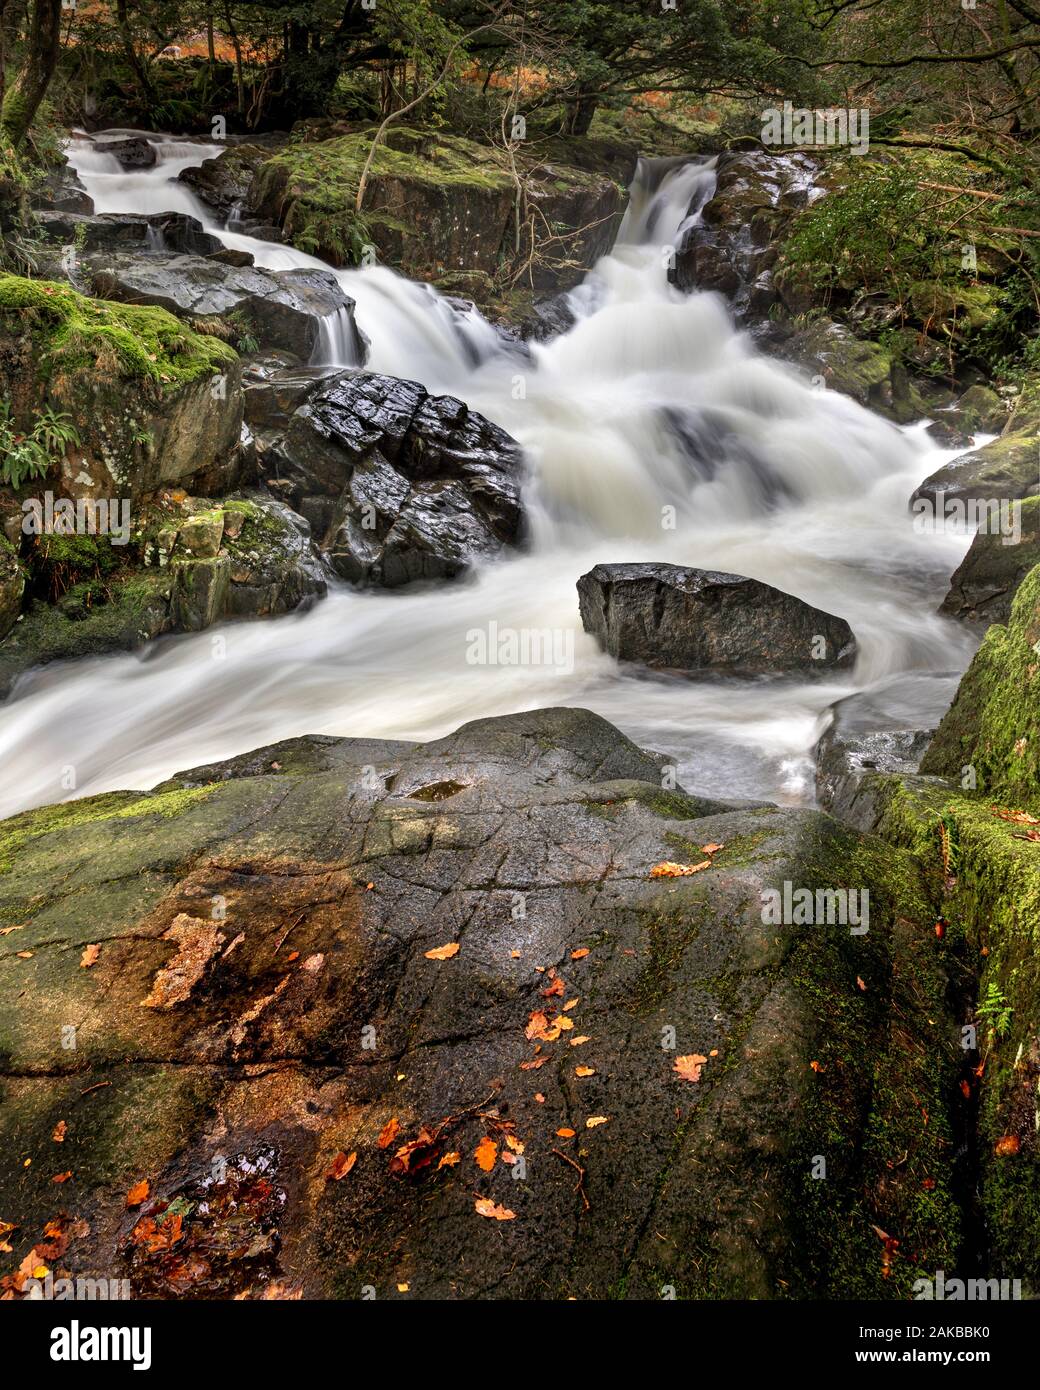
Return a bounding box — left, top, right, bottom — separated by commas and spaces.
575, 1066, 596, 1077
569, 1035, 591, 1046
570, 948, 590, 959
424, 942, 460, 960
541, 976, 564, 999
437, 1151, 460, 1169
80, 944, 100, 968
700, 843, 725, 855
378, 1117, 401, 1149
474, 1136, 498, 1172
475, 1199, 516, 1221
325, 1151, 357, 1181
995, 1135, 1021, 1156
649, 860, 711, 878
525, 1010, 550, 1041
585, 1116, 609, 1128
556, 1127, 575, 1138
126, 1179, 150, 1208
52, 1171, 72, 1183
674, 1054, 707, 1083
505, 1136, 525, 1155
52, 1120, 67, 1143
520, 1054, 549, 1070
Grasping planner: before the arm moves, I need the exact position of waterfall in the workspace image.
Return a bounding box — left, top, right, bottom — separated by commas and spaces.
0, 136, 980, 819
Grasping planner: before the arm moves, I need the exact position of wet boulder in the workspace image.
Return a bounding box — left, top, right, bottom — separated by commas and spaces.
276, 370, 525, 586
939, 496, 1040, 627
0, 706, 960, 1300
577, 562, 857, 676
35, 210, 223, 257
178, 143, 270, 219
91, 133, 157, 168
89, 253, 365, 363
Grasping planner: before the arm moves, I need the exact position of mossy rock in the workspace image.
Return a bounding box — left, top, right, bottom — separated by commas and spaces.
0, 534, 24, 639
0, 708, 962, 1299
921, 563, 1040, 805
0, 274, 242, 501
249, 126, 625, 293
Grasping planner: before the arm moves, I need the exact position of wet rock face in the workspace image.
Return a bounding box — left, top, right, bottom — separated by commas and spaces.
273, 370, 525, 586
939, 497, 1040, 627
669, 150, 823, 319
91, 134, 157, 169
35, 210, 223, 258
912, 429, 1040, 510
577, 562, 857, 676
178, 144, 270, 219
88, 254, 364, 363
0, 707, 961, 1300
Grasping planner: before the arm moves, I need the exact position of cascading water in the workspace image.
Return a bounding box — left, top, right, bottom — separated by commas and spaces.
0, 133, 981, 819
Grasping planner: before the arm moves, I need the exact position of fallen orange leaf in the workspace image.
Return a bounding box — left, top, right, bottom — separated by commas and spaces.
556, 1127, 575, 1138
575, 1066, 596, 1077
437, 1151, 461, 1169
674, 1054, 707, 1083
995, 1135, 1021, 1156
378, 1117, 401, 1149
474, 1136, 498, 1172
52, 1121, 67, 1143
126, 1179, 150, 1208
80, 944, 100, 968
475, 1198, 515, 1221
424, 942, 460, 960
585, 1116, 609, 1128
649, 860, 711, 878
569, 1035, 591, 1046
325, 1151, 357, 1181
570, 948, 590, 959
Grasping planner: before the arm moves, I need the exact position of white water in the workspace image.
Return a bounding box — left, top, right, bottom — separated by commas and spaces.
0, 133, 980, 818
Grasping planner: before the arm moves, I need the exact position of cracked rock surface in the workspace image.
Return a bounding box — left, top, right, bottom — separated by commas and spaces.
0, 707, 959, 1299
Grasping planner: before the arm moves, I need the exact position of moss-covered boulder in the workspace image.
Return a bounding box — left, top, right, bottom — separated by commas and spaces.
248, 127, 625, 294
912, 427, 1040, 511
0, 708, 964, 1299
0, 492, 326, 696
921, 563, 1040, 804
0, 275, 242, 503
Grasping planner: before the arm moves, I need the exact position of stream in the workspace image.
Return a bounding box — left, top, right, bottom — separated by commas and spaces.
0, 133, 982, 818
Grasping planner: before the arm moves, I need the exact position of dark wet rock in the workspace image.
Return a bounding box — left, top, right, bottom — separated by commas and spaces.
178, 144, 268, 219
670, 150, 823, 319
91, 133, 156, 168
814, 674, 961, 831
577, 562, 856, 676
777, 318, 896, 412
29, 162, 93, 215
912, 427, 1040, 510
275, 370, 525, 586
35, 210, 223, 257
89, 253, 364, 362
0, 705, 962, 1299
939, 496, 1040, 626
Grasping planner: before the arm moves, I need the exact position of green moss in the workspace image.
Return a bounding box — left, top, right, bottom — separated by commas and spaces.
0, 274, 236, 392
0, 783, 217, 868
921, 564, 1040, 806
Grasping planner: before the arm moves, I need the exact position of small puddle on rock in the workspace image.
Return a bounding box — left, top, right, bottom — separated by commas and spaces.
122, 1146, 286, 1298
407, 779, 469, 801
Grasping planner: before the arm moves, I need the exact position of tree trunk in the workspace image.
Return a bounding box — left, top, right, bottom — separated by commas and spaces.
1, 0, 63, 148
566, 94, 598, 137
206, 6, 215, 64
224, 2, 245, 117
115, 0, 155, 107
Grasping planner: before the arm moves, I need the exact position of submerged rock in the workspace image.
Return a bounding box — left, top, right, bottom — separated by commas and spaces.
35, 209, 222, 257
0, 706, 961, 1299
577, 562, 856, 676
